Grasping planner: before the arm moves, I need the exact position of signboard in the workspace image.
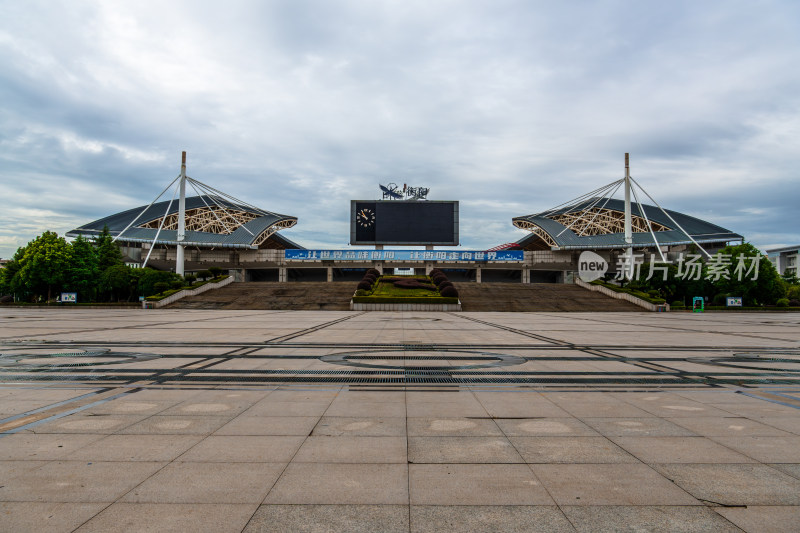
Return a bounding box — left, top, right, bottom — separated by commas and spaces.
60, 292, 77, 303
726, 297, 743, 307
285, 249, 524, 262
692, 296, 704, 313
350, 200, 459, 246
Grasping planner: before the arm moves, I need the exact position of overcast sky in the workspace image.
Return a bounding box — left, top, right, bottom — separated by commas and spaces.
1, 0, 798, 258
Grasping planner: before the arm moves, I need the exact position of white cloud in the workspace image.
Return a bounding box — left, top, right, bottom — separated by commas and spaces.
0, 0, 798, 258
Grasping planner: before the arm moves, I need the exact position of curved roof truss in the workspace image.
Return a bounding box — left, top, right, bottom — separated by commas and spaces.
548, 207, 671, 237
139, 205, 259, 235
513, 177, 742, 252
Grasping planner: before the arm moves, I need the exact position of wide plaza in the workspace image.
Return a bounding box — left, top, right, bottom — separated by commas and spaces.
1, 309, 799, 532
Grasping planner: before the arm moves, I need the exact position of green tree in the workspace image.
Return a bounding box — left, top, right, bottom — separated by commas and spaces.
782, 270, 799, 285
101, 264, 133, 302
715, 243, 784, 305
153, 281, 169, 294
787, 285, 800, 301
633, 260, 713, 305
95, 226, 124, 272
65, 236, 99, 302
0, 245, 25, 298
137, 268, 181, 297
197, 269, 212, 281
128, 267, 147, 300
16, 232, 72, 301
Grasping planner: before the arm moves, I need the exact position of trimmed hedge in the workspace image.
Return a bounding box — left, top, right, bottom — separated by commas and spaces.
440, 285, 459, 298
589, 280, 666, 304
392, 279, 437, 290
145, 275, 230, 301
145, 289, 183, 301
353, 274, 459, 302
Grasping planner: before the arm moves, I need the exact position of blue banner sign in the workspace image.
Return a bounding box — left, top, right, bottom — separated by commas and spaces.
285, 249, 524, 262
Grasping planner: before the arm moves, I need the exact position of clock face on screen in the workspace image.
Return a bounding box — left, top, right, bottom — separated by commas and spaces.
357, 208, 375, 227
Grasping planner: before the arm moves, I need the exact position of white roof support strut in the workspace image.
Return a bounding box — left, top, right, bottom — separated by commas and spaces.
176, 151, 187, 277
630, 176, 713, 259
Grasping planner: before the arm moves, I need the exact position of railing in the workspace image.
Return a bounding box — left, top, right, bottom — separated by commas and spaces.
142, 276, 235, 309
574, 278, 669, 312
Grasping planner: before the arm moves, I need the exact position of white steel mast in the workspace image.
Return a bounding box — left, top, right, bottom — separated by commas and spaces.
624, 153, 633, 279
176, 151, 187, 277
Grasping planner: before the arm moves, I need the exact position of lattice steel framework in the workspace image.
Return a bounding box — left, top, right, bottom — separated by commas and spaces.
549, 207, 670, 236
138, 206, 259, 234
253, 219, 296, 246
513, 157, 714, 261
512, 220, 558, 247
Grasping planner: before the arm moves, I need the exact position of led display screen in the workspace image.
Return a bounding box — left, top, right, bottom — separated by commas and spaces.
350, 200, 459, 245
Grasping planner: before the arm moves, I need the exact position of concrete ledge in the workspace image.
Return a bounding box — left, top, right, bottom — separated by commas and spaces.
350, 300, 462, 311
575, 278, 668, 312
143, 276, 235, 309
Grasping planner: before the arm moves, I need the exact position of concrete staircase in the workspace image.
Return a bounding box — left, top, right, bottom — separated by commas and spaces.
167, 282, 355, 310
168, 281, 641, 312
453, 282, 642, 312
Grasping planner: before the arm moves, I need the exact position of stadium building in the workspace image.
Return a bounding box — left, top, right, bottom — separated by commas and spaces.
67, 170, 743, 283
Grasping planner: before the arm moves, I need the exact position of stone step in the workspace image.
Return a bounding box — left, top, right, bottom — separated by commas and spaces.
454, 282, 642, 312
168, 281, 640, 311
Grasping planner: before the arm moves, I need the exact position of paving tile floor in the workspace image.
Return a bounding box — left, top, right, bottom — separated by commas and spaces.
0, 308, 799, 531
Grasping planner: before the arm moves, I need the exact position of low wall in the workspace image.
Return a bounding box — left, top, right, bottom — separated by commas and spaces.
575, 278, 668, 312
143, 276, 235, 309
351, 300, 462, 311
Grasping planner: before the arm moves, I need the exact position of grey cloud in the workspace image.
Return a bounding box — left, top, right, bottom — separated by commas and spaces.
1, 0, 798, 257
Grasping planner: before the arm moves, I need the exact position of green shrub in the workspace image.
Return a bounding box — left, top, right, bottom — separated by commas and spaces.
788, 286, 800, 300
197, 270, 212, 281
776, 298, 790, 307
208, 267, 223, 277
184, 274, 197, 285
671, 300, 684, 308
354, 289, 368, 296
591, 280, 665, 304
153, 282, 169, 293
145, 289, 183, 301
137, 269, 183, 297
440, 285, 458, 298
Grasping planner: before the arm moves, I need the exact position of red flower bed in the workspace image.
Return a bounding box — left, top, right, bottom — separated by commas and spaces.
392, 279, 437, 290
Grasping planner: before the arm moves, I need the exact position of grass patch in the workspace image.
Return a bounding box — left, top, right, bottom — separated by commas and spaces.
371, 278, 440, 298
